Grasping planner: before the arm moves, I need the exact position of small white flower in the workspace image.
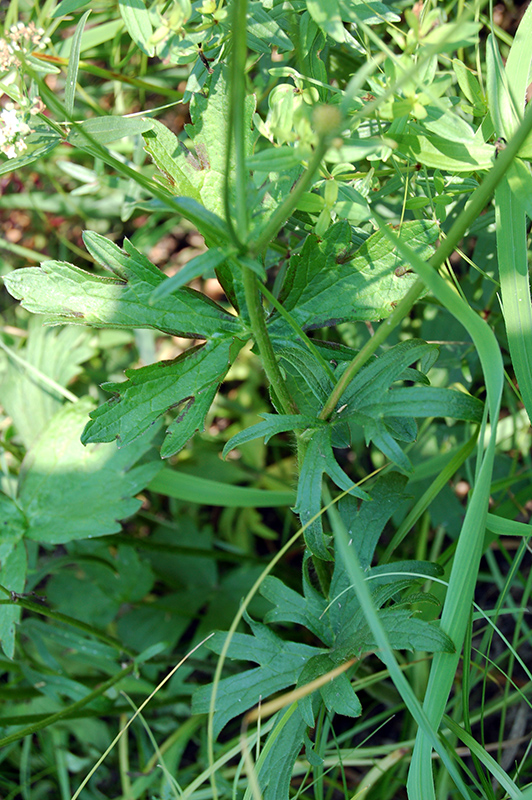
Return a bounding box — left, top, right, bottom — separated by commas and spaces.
0, 101, 33, 158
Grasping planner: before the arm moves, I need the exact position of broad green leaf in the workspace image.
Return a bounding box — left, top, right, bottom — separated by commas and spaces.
339, 0, 400, 25
52, 0, 90, 16
67, 116, 154, 147
246, 145, 304, 173
192, 616, 322, 736
0, 493, 27, 561
357, 610, 455, 654
0, 321, 94, 449
0, 541, 27, 658
338, 339, 439, 408
257, 706, 310, 800
248, 1, 293, 52
119, 0, 154, 57
486, 32, 525, 149
272, 340, 337, 423
65, 10, 91, 116
421, 106, 477, 144
495, 177, 532, 425
393, 132, 494, 171
269, 220, 438, 336
504, 2, 532, 157
223, 413, 326, 458
306, 0, 346, 43
297, 653, 361, 726
81, 338, 242, 453
143, 65, 255, 219
452, 59, 487, 116
338, 472, 409, 570
17, 398, 162, 543
159, 383, 219, 459
295, 426, 369, 560
356, 386, 484, 423
142, 119, 203, 203
3, 235, 244, 339
422, 20, 480, 51
148, 468, 295, 507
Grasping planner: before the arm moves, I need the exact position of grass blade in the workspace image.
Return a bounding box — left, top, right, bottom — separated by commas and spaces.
64, 9, 91, 116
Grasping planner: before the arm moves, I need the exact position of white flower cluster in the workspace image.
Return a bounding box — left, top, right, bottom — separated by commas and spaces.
0, 21, 50, 71
0, 98, 43, 158
0, 21, 49, 158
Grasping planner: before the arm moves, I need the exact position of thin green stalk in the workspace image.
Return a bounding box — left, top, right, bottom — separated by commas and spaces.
258, 281, 335, 381
0, 662, 135, 748
34, 54, 183, 98
326, 488, 479, 800
229, 0, 249, 240
242, 266, 297, 415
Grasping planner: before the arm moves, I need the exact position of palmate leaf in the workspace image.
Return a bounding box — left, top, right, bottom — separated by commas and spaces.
191, 616, 323, 738
268, 219, 438, 336
17, 398, 162, 543
3, 233, 243, 340
338, 472, 409, 570
295, 426, 369, 560
143, 64, 255, 219
0, 320, 95, 449
82, 337, 244, 457
192, 523, 453, 797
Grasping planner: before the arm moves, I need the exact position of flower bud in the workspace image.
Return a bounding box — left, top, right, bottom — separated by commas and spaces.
312, 104, 342, 137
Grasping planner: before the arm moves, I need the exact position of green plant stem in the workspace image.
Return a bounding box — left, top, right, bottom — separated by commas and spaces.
0, 662, 135, 748
258, 282, 335, 381
229, 0, 249, 240
320, 104, 532, 421
242, 267, 297, 415
34, 54, 183, 97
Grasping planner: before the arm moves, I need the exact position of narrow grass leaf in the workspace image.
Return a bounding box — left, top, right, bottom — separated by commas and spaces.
148, 469, 295, 507
150, 248, 231, 300
328, 499, 475, 800
65, 10, 90, 116
495, 178, 532, 423
371, 219, 503, 800
443, 717, 524, 799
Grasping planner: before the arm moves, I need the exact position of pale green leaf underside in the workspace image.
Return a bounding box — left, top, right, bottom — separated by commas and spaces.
3, 235, 243, 340
0, 321, 94, 449
17, 398, 162, 544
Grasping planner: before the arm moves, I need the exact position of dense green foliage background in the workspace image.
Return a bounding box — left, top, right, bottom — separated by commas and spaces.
0, 0, 532, 798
